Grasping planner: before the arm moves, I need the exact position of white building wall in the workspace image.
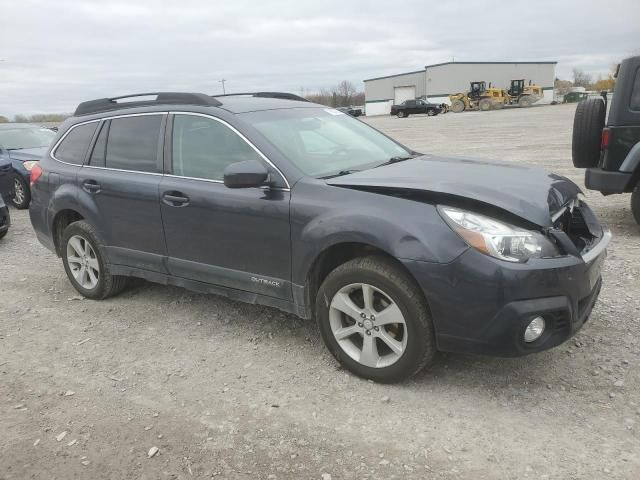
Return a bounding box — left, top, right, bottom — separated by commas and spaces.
425, 62, 556, 104
364, 62, 557, 114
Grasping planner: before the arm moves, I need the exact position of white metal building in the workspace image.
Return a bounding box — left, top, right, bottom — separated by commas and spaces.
364, 61, 557, 116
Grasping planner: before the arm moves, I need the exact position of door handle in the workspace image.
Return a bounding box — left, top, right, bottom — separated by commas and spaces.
162, 191, 190, 207
82, 180, 101, 194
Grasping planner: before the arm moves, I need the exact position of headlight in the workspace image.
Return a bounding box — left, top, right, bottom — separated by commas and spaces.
23, 161, 39, 171
438, 206, 560, 262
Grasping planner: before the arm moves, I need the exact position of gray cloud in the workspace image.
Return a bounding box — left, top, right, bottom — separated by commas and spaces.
1, 0, 638, 116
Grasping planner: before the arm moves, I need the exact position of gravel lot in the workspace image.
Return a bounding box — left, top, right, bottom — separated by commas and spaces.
1, 104, 639, 479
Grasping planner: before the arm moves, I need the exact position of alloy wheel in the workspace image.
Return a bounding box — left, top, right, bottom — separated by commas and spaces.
13, 178, 25, 205
329, 283, 407, 368
66, 235, 100, 289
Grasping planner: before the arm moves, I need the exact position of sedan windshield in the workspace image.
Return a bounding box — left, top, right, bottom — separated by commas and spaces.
0, 126, 56, 150
242, 108, 411, 177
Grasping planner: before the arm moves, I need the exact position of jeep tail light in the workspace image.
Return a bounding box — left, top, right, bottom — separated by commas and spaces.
601, 128, 610, 150
30, 164, 43, 185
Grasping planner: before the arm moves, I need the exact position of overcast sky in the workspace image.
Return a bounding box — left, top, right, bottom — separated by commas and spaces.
1, 0, 638, 117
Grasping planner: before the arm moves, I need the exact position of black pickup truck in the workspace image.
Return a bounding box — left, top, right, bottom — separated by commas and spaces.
390, 99, 441, 118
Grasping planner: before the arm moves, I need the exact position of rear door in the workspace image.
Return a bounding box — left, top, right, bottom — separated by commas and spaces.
159, 113, 292, 300
77, 113, 167, 272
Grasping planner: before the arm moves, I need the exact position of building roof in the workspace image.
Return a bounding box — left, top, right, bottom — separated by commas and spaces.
363, 70, 426, 83
425, 61, 558, 69
364, 61, 557, 82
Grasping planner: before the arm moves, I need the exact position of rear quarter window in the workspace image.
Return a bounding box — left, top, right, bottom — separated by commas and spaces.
54, 123, 98, 164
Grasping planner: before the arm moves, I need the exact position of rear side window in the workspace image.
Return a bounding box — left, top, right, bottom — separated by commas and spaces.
105, 115, 163, 172
630, 67, 640, 111
88, 122, 108, 167
54, 123, 98, 164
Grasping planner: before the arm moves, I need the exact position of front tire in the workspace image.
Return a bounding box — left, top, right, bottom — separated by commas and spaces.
479, 99, 492, 111
316, 256, 436, 383
450, 100, 465, 113
426, 108, 437, 116
61, 221, 127, 300
11, 174, 30, 209
632, 184, 640, 226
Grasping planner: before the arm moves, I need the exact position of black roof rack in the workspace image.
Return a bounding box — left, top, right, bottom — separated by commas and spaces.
74, 92, 222, 116
213, 92, 309, 102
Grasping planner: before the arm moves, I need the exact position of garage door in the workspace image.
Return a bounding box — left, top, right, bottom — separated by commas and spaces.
394, 85, 416, 104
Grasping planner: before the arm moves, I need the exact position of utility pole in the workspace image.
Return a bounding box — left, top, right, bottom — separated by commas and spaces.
219, 79, 227, 95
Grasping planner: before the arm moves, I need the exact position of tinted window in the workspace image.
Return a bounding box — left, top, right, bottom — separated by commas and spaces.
55, 123, 98, 165
88, 122, 108, 167
631, 67, 640, 111
106, 115, 163, 172
172, 115, 262, 181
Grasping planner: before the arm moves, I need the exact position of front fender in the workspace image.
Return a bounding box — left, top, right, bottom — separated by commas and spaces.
291, 182, 469, 286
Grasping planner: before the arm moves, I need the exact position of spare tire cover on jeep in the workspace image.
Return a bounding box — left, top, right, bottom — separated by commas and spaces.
572, 98, 606, 168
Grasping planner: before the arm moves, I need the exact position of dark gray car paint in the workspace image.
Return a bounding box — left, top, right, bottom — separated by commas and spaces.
29, 97, 606, 357
327, 156, 582, 228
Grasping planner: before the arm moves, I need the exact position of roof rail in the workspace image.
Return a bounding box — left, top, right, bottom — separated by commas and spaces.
213, 92, 310, 102
74, 92, 222, 116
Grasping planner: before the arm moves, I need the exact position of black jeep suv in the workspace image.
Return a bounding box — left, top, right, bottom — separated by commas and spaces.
30, 91, 610, 382
572, 55, 640, 224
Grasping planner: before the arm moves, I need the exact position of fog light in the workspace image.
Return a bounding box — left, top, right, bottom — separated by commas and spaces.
524, 316, 545, 343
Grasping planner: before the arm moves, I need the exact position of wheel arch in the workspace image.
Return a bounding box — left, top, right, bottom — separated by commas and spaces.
303, 241, 428, 318
51, 208, 85, 256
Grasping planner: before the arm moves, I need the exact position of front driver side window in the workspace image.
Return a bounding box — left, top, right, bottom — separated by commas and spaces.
172, 114, 262, 181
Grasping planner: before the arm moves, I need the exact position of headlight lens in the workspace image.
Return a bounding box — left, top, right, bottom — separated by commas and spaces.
439, 206, 560, 262
23, 161, 38, 171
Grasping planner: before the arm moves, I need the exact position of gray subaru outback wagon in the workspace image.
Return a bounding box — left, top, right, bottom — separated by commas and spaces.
30, 92, 610, 382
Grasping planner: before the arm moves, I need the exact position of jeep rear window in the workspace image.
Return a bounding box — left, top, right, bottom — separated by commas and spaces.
105, 115, 163, 173
54, 123, 98, 165
242, 108, 409, 177
630, 67, 640, 111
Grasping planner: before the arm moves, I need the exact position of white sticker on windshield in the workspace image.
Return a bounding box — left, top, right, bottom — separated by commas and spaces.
324, 108, 344, 116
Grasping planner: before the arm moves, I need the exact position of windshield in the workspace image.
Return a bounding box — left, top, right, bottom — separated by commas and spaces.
0, 126, 56, 150
242, 108, 410, 177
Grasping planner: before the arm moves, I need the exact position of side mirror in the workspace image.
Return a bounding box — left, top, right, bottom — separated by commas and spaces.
223, 160, 269, 189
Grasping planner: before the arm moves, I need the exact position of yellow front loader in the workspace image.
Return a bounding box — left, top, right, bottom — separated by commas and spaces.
449, 80, 543, 112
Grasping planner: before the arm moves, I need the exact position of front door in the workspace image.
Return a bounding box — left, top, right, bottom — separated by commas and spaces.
159, 113, 292, 300
77, 114, 167, 272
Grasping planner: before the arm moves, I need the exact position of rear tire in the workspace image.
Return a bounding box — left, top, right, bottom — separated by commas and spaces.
61, 221, 128, 300
632, 184, 640, 226
397, 111, 407, 118
0, 229, 7, 240
450, 100, 465, 113
11, 174, 30, 209
572, 98, 606, 168
315, 256, 436, 383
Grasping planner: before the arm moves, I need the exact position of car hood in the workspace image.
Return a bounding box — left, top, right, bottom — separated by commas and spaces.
7, 147, 48, 162
326, 155, 581, 227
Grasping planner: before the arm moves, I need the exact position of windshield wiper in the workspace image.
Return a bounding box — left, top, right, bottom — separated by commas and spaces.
375, 154, 418, 168
320, 169, 361, 179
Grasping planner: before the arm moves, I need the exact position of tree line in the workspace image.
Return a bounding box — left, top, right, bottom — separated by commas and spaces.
1, 82, 367, 123
555, 66, 617, 96
303, 80, 365, 107
0, 113, 70, 124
